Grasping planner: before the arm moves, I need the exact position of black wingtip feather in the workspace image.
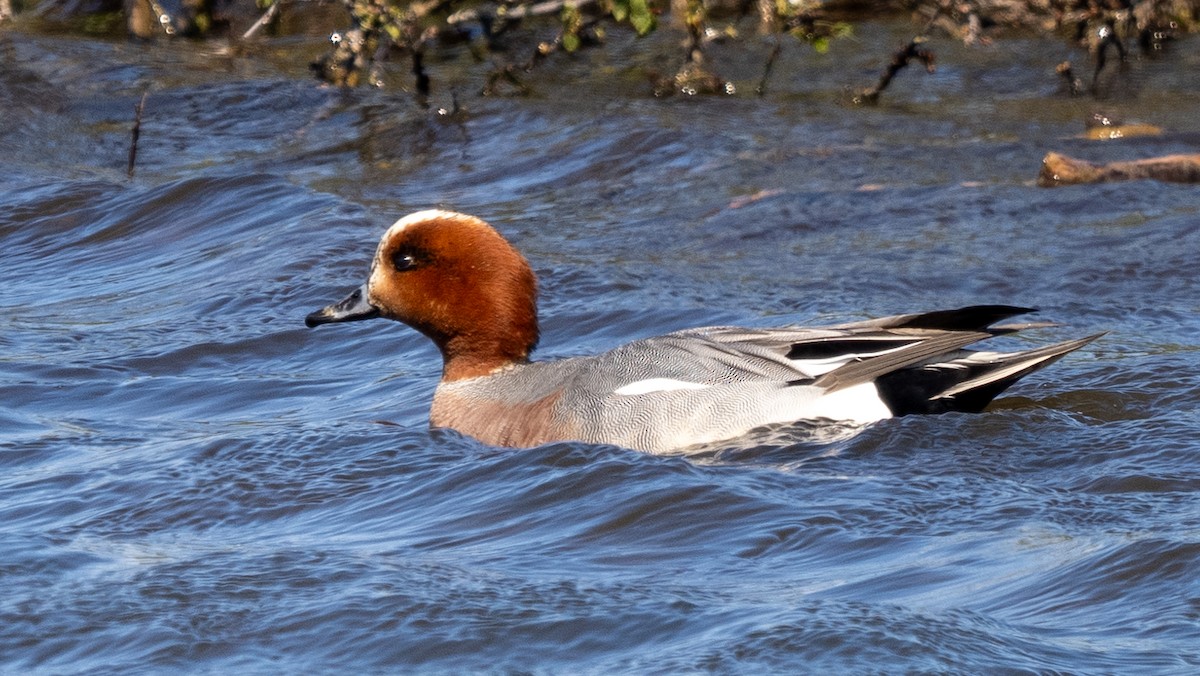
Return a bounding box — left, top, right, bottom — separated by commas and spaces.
892, 305, 1037, 332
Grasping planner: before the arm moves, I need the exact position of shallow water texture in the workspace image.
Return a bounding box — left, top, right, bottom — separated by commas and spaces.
3, 19, 1200, 673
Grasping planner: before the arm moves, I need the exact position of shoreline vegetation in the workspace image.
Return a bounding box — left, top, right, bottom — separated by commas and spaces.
6, 1, 1200, 184
3, 1, 1196, 97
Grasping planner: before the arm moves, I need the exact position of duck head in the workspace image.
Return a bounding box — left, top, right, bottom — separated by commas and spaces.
306, 210, 539, 381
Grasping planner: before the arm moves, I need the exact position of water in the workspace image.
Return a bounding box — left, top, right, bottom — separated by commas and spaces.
3, 18, 1200, 673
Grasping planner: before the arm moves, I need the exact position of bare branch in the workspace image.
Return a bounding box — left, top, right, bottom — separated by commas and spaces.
243, 0, 284, 40
856, 37, 936, 105
449, 0, 597, 26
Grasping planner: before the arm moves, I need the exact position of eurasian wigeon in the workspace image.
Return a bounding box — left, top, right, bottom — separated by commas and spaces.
306, 209, 1101, 453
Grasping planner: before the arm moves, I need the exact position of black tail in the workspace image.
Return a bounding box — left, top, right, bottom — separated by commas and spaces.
876, 334, 1103, 415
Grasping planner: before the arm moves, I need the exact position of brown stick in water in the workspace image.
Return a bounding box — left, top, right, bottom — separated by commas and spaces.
1038, 152, 1200, 187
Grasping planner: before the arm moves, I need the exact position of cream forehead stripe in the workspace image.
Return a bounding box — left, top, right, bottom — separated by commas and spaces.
371, 210, 483, 268
368, 211, 489, 296
383, 209, 472, 240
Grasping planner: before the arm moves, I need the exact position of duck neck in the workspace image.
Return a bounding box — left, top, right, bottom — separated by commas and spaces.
438, 325, 537, 382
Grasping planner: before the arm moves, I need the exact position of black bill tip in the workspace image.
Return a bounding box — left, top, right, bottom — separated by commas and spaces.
305, 284, 380, 328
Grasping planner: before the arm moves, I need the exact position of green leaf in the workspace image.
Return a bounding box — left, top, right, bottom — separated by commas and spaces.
563, 33, 581, 52
630, 0, 656, 35
633, 15, 655, 35
611, 0, 629, 22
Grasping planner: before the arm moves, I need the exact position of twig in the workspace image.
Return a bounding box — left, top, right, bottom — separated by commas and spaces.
754, 0, 777, 34
850, 0, 947, 105
1091, 20, 1126, 95
146, 0, 177, 35
961, 9, 982, 45
483, 64, 533, 96
1056, 60, 1082, 96
242, 0, 283, 40
755, 39, 782, 96
127, 91, 148, 179
448, 0, 596, 26
481, 11, 605, 96
918, 0, 949, 35
412, 49, 431, 98
437, 89, 463, 118
855, 37, 936, 104
682, 0, 704, 66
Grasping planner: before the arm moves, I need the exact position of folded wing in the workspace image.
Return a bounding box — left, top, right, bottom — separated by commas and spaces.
659, 305, 1102, 415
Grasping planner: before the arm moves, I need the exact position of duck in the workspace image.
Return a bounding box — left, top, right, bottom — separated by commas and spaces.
306, 209, 1102, 453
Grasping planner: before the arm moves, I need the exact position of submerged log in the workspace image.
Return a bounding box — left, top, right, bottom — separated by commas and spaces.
1082, 123, 1164, 140
1038, 152, 1200, 187
1082, 112, 1163, 140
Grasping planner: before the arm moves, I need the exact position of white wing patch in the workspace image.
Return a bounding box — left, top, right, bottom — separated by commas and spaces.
614, 378, 712, 396
786, 342, 913, 378
786, 356, 851, 377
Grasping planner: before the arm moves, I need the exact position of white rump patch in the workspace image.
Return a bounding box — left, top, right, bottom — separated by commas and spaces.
614, 378, 712, 396
807, 381, 892, 423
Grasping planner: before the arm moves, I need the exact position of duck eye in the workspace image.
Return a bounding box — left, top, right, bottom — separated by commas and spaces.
392, 250, 420, 271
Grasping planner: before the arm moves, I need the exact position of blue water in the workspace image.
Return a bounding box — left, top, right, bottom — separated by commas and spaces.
2, 20, 1200, 673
